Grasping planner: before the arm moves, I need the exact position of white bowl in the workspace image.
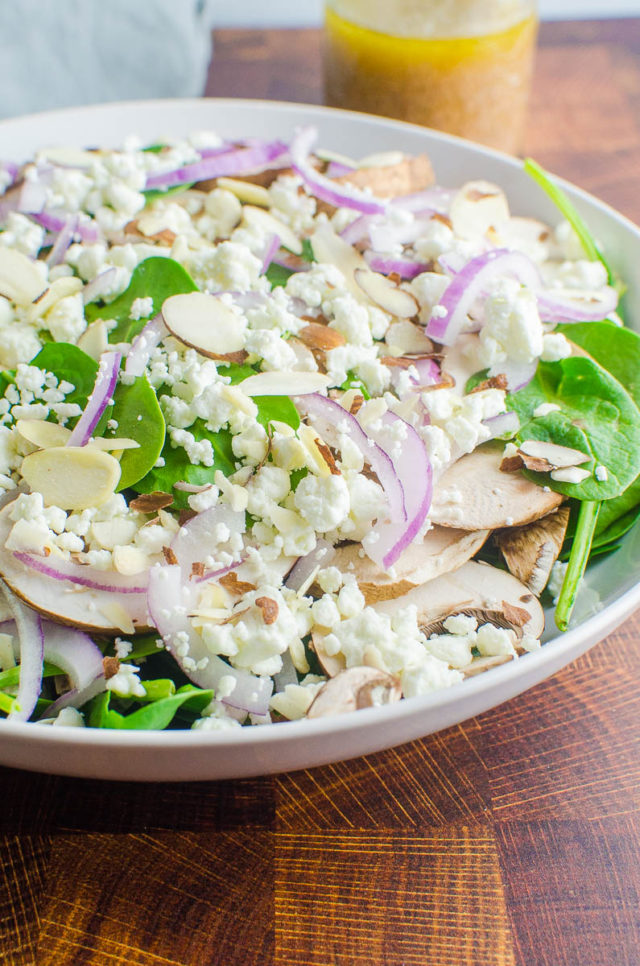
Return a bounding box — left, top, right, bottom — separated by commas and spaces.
1, 98, 639, 781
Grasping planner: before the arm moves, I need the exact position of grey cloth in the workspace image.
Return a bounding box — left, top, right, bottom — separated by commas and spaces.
0, 0, 215, 119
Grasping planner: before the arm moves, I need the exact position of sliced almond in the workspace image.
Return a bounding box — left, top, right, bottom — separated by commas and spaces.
88, 437, 140, 452
77, 319, 109, 360
241, 205, 302, 255
38, 146, 97, 168
550, 466, 591, 484
102, 656, 120, 679
162, 292, 247, 359
20, 446, 121, 510
298, 323, 346, 351
450, 180, 510, 240
219, 572, 257, 596
90, 518, 138, 550
26, 276, 83, 323
0, 248, 47, 305
16, 419, 71, 449
385, 321, 434, 356
354, 268, 418, 319
216, 177, 270, 207
255, 596, 279, 625
239, 370, 330, 396
519, 439, 590, 468
309, 224, 367, 300
129, 491, 174, 513
112, 545, 150, 576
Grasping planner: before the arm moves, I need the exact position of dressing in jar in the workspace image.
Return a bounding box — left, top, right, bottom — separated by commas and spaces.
324, 0, 538, 154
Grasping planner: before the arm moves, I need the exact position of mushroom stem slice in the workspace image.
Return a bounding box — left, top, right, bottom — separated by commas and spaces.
493, 505, 570, 597
306, 666, 401, 719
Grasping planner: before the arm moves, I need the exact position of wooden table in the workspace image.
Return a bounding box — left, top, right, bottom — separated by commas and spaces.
3, 20, 640, 966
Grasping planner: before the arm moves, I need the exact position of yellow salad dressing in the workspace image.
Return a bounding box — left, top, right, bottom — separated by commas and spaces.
324, 1, 538, 154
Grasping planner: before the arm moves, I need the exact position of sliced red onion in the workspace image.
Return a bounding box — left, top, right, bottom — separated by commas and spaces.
13, 552, 148, 594
365, 252, 428, 280
426, 249, 542, 346
483, 411, 520, 439
33, 210, 99, 243
488, 359, 538, 392
46, 215, 77, 267
339, 213, 372, 245
17, 177, 48, 215
171, 505, 246, 576
363, 411, 433, 571
326, 160, 356, 178
67, 349, 121, 447
82, 267, 119, 305
145, 140, 289, 190
1, 160, 19, 185
284, 540, 334, 592
124, 314, 168, 378
0, 583, 44, 722
38, 622, 105, 717
537, 289, 618, 322
294, 393, 406, 524
261, 233, 281, 274
391, 187, 455, 214
290, 128, 387, 215
147, 564, 272, 716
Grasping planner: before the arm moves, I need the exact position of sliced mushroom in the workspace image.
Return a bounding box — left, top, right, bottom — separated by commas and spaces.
430, 444, 564, 530
311, 631, 345, 678
0, 506, 148, 634
372, 560, 544, 639
329, 526, 489, 604
494, 506, 570, 596
460, 653, 515, 678
333, 154, 435, 199
306, 666, 402, 718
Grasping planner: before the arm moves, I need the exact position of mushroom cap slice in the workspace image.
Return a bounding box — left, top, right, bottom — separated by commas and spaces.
307, 666, 402, 719
0, 505, 149, 635
372, 560, 544, 639
430, 444, 563, 530
329, 526, 490, 605
333, 154, 435, 199
494, 505, 570, 597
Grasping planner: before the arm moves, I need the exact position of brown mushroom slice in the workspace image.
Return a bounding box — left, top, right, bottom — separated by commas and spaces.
0, 505, 149, 635
333, 154, 435, 199
311, 631, 345, 678
306, 666, 402, 718
430, 444, 563, 530
494, 506, 570, 596
372, 560, 544, 639
460, 653, 514, 678
330, 526, 489, 605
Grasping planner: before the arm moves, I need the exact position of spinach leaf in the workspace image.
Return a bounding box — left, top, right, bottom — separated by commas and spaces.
557, 321, 640, 407
142, 183, 195, 203
133, 418, 235, 506
87, 684, 213, 730
31, 342, 98, 413
300, 238, 316, 263
265, 262, 295, 289
109, 376, 166, 490
86, 257, 198, 342
254, 395, 300, 431
509, 357, 640, 502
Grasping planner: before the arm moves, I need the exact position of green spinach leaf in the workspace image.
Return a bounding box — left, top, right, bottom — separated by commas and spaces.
87, 684, 213, 730
109, 376, 166, 490
31, 342, 98, 414
509, 356, 640, 502
86, 257, 198, 342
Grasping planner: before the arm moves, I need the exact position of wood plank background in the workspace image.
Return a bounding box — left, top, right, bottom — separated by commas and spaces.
2, 20, 640, 966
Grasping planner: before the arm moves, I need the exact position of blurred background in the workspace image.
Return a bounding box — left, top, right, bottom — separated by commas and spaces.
1, 0, 639, 120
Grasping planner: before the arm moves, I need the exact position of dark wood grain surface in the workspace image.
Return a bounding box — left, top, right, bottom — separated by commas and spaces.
3, 20, 640, 966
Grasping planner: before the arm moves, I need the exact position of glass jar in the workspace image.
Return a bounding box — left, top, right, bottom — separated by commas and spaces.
323, 0, 538, 154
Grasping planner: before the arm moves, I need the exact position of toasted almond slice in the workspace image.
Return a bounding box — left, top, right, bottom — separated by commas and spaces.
20, 446, 121, 510
112, 546, 150, 576
550, 466, 592, 484
255, 596, 279, 625
162, 292, 246, 358
298, 323, 346, 351
16, 419, 71, 449
242, 205, 302, 255
88, 437, 140, 451
450, 180, 510, 240
353, 268, 418, 319
77, 319, 109, 360
519, 439, 590, 467
26, 276, 83, 323
0, 248, 47, 305
309, 224, 367, 300
358, 150, 406, 168
216, 177, 271, 207
38, 146, 97, 168
385, 321, 434, 356
239, 370, 330, 396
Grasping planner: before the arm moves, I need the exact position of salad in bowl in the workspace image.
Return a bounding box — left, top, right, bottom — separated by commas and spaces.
0, 120, 637, 735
